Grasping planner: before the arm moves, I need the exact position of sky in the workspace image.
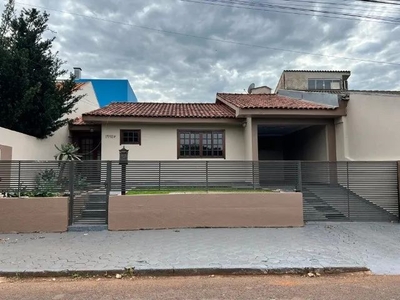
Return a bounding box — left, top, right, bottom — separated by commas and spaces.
4, 0, 400, 102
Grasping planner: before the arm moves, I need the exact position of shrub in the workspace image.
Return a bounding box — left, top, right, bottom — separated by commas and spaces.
33, 169, 61, 197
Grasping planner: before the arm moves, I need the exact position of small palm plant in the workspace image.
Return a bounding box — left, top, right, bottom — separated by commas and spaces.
54, 144, 82, 161
54, 144, 82, 186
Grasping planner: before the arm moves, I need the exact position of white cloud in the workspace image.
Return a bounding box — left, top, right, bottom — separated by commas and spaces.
6, 0, 400, 102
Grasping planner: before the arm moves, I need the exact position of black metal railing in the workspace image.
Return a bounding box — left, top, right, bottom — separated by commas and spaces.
0, 160, 398, 222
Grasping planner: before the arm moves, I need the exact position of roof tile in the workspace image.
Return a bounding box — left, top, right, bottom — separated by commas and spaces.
83, 102, 236, 118
217, 93, 335, 110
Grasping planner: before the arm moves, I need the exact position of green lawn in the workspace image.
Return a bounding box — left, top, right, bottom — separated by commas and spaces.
127, 187, 271, 195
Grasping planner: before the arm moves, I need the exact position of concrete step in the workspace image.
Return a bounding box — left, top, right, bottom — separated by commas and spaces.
85, 203, 107, 209
82, 209, 107, 218
73, 217, 107, 224
68, 224, 108, 232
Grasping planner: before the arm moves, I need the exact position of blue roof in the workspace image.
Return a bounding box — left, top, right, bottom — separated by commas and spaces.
76, 79, 137, 107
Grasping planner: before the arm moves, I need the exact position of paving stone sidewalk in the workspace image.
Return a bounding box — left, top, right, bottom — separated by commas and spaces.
0, 223, 399, 275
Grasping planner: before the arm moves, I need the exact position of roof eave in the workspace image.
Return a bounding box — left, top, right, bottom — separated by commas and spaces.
236, 108, 345, 118
82, 115, 243, 124
216, 95, 241, 117
283, 70, 351, 74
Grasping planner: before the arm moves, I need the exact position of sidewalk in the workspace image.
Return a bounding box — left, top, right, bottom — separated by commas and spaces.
0, 223, 399, 276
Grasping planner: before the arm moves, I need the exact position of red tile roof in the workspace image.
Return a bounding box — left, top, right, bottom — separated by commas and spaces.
217, 93, 335, 110
83, 102, 236, 118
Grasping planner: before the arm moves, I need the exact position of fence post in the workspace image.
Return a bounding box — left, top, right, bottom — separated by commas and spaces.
347, 161, 350, 220
106, 161, 111, 225
158, 161, 161, 191
68, 161, 75, 226
397, 161, 400, 223
206, 161, 209, 191
297, 161, 302, 192
17, 161, 21, 197
121, 164, 127, 195
252, 161, 255, 190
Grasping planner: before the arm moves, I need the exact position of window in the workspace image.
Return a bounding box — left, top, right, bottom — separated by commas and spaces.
120, 130, 141, 145
308, 79, 341, 90
178, 130, 225, 158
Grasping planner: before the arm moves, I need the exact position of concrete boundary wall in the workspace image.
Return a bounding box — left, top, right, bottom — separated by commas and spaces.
109, 192, 304, 230
0, 197, 68, 233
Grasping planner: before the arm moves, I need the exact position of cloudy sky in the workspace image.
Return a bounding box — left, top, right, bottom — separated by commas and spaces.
5, 0, 400, 102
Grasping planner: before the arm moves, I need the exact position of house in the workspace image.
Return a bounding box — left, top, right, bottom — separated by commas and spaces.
73, 89, 345, 162
275, 70, 400, 161
71, 69, 400, 163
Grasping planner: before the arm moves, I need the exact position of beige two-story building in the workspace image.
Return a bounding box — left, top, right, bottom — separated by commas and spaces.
275, 70, 351, 92
275, 70, 400, 161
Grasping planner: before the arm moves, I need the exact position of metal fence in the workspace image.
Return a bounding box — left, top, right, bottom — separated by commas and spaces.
0, 160, 398, 223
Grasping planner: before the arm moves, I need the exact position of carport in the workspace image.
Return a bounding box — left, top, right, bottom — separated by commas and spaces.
254, 118, 337, 189
257, 121, 335, 161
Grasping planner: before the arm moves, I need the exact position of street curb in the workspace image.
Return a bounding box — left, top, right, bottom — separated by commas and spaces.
0, 267, 370, 278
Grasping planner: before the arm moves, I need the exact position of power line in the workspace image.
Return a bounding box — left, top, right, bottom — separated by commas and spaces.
182, 0, 399, 24
13, 2, 400, 66
254, 0, 400, 15
356, 0, 400, 5
181, 0, 400, 24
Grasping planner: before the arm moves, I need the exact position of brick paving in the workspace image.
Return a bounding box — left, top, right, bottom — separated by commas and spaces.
0, 223, 399, 275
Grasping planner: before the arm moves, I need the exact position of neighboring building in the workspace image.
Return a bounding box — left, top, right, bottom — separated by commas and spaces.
278, 89, 400, 161
74, 67, 137, 107
275, 70, 351, 92
0, 82, 100, 160
275, 69, 400, 161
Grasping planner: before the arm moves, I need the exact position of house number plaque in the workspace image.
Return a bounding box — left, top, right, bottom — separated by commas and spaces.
105, 135, 116, 139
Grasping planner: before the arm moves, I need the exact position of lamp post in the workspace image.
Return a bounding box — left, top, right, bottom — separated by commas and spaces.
119, 147, 129, 195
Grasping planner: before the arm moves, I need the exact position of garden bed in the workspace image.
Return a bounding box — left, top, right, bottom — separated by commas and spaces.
0, 197, 69, 233
126, 187, 273, 195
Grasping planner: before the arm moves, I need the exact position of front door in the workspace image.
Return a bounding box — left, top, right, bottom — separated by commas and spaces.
76, 137, 102, 184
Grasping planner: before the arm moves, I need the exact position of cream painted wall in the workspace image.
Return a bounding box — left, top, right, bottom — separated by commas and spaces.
70, 82, 99, 118
243, 117, 253, 161
335, 118, 346, 161
0, 82, 99, 160
337, 93, 400, 161
101, 122, 246, 161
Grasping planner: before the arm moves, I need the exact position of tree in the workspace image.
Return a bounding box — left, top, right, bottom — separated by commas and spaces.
0, 0, 83, 138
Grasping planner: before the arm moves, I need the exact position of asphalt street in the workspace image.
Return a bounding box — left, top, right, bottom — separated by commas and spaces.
1, 274, 400, 300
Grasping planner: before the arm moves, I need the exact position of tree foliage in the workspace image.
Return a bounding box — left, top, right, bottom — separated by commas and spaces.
0, 0, 83, 138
